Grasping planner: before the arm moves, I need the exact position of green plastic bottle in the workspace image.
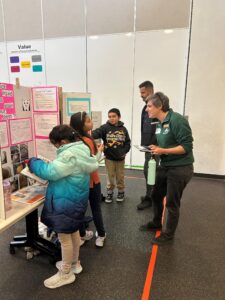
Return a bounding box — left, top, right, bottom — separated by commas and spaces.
147, 157, 156, 185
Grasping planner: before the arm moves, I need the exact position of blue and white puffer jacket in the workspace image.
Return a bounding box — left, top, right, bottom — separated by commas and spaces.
29, 142, 99, 233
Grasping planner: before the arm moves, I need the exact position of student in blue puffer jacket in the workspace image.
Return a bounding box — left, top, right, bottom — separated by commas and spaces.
28, 125, 98, 289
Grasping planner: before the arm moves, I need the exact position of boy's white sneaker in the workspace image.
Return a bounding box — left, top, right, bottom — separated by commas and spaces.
56, 260, 83, 274
80, 230, 94, 246
105, 193, 113, 203
116, 192, 125, 202
44, 271, 75, 289
80, 239, 85, 246
95, 234, 106, 247
81, 230, 94, 240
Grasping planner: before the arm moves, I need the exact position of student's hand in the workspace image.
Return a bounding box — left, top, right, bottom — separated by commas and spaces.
27, 157, 42, 172
97, 144, 104, 152
149, 145, 165, 155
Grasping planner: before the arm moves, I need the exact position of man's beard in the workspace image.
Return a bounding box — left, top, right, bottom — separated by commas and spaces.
142, 97, 148, 103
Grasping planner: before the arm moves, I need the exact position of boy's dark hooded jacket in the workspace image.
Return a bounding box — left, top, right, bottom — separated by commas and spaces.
92, 121, 131, 161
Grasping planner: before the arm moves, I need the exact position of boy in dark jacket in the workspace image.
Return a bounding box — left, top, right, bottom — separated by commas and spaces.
92, 108, 131, 203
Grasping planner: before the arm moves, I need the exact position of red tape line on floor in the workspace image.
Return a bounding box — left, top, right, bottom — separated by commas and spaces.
100, 172, 166, 299
141, 230, 160, 300
142, 198, 166, 300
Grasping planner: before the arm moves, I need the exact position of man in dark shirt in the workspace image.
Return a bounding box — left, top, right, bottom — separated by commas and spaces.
137, 81, 157, 210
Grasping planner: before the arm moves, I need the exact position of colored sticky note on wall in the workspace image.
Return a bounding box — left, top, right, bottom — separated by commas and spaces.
11, 66, 20, 72
32, 55, 42, 62
32, 65, 43, 72
21, 61, 31, 68
10, 56, 20, 63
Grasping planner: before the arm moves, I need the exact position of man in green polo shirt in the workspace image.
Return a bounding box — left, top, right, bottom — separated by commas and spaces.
139, 92, 194, 245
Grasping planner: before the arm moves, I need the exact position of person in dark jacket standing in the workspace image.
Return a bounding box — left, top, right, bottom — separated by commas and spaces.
92, 108, 131, 203
137, 81, 157, 210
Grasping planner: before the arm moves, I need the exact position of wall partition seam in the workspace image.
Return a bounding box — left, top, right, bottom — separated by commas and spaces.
130, 0, 137, 167
0, 0, 8, 220
84, 0, 88, 93
0, 0, 10, 82
40, 0, 47, 85
183, 0, 194, 116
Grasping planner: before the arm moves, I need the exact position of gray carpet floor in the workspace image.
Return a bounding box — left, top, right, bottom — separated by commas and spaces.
0, 169, 224, 300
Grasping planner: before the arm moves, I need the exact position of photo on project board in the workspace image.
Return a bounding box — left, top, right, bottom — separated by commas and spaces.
13, 161, 28, 189
10, 145, 20, 163
10, 175, 19, 193
2, 166, 12, 179
22, 98, 31, 111
1, 150, 7, 164
19, 143, 29, 161
19, 174, 28, 189
13, 161, 26, 176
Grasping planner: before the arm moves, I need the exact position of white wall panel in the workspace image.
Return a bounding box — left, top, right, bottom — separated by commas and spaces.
0, 4, 4, 42
86, 0, 134, 35
42, 0, 85, 38
3, 0, 42, 41
136, 0, 190, 31
0, 42, 9, 82
132, 29, 189, 167
45, 37, 86, 92
87, 34, 134, 165
186, 0, 225, 175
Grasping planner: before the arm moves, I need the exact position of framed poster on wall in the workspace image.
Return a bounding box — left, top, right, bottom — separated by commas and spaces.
63, 92, 91, 124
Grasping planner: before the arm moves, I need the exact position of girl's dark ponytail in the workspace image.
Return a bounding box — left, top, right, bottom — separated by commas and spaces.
70, 112, 98, 154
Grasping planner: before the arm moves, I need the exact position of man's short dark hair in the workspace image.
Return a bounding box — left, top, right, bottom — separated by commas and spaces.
108, 108, 121, 117
139, 81, 154, 90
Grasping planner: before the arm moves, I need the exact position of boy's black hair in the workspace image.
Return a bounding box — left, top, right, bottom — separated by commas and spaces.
108, 108, 121, 118
139, 81, 154, 90
49, 125, 80, 145
70, 112, 97, 154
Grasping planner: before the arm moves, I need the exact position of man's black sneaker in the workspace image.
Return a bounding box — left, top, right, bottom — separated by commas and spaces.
139, 221, 162, 232
116, 192, 125, 202
140, 195, 150, 202
137, 196, 152, 210
151, 233, 174, 245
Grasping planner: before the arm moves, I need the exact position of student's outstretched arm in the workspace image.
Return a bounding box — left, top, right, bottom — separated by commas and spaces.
29, 148, 98, 182
92, 125, 106, 140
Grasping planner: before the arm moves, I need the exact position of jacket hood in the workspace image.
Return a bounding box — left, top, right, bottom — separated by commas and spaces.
56, 141, 84, 155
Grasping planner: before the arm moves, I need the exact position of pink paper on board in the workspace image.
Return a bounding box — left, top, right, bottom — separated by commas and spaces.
31, 86, 59, 113
9, 117, 33, 145
0, 83, 15, 121
0, 120, 10, 148
33, 112, 60, 139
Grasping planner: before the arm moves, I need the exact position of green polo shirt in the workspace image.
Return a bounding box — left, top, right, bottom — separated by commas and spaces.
156, 109, 194, 167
